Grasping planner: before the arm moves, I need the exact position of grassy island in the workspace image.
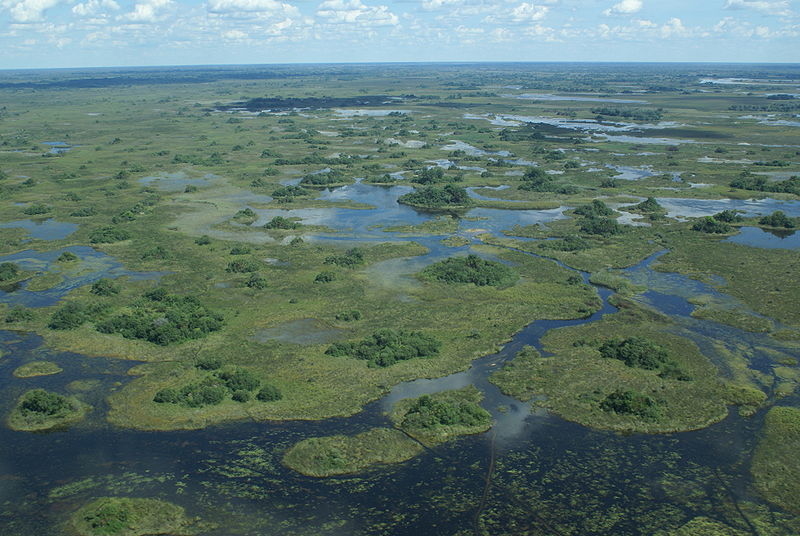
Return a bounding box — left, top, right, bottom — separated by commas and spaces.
68, 497, 203, 536
13, 360, 63, 378
8, 389, 90, 432
390, 386, 492, 446
490, 302, 766, 433
397, 185, 474, 209
282, 428, 424, 477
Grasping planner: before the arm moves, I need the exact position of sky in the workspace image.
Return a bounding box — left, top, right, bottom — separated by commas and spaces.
0, 0, 798, 68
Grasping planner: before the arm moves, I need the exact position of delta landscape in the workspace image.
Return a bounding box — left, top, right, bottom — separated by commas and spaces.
0, 60, 799, 535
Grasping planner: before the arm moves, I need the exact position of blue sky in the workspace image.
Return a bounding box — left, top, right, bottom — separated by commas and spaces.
0, 0, 798, 68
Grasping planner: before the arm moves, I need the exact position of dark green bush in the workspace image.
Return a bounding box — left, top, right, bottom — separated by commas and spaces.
759, 210, 795, 229
90, 278, 120, 296
19, 389, 72, 416
226, 258, 261, 273
574, 200, 614, 218
89, 226, 131, 243
401, 395, 490, 430
314, 271, 336, 283
5, 305, 33, 323
324, 248, 364, 268
256, 384, 283, 402
599, 389, 661, 420
422, 254, 517, 287
263, 216, 300, 230
0, 262, 20, 281
580, 217, 622, 236
398, 184, 473, 208
691, 216, 731, 234
326, 328, 441, 367
218, 369, 260, 392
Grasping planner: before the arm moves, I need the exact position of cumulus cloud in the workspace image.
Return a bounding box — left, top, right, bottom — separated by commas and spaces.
2, 0, 63, 22
509, 3, 548, 22
316, 0, 398, 26
72, 0, 119, 17
120, 0, 172, 22
660, 17, 687, 37
723, 0, 792, 17
207, 0, 298, 15
421, 0, 463, 10
603, 0, 642, 16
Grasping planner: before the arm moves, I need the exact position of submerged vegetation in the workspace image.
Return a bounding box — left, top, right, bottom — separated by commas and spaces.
751, 406, 800, 514
283, 428, 424, 477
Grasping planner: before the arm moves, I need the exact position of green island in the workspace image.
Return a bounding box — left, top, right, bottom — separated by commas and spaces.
8, 389, 90, 432
13, 360, 63, 378
490, 301, 766, 433
390, 386, 492, 446
282, 428, 424, 477
68, 497, 205, 536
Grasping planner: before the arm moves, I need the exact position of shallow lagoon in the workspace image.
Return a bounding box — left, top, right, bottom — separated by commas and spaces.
0, 218, 78, 241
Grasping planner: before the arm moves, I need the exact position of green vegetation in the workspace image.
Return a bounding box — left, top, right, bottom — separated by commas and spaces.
390, 387, 491, 446
730, 172, 800, 196
326, 328, 440, 367
57, 251, 79, 262
8, 388, 89, 431
271, 185, 310, 199
96, 289, 223, 345
90, 278, 120, 296
580, 216, 622, 236
713, 210, 744, 223
153, 366, 281, 408
759, 210, 795, 229
0, 262, 20, 281
751, 406, 800, 514
490, 301, 763, 433
263, 216, 300, 230
574, 199, 614, 218
13, 361, 63, 378
692, 216, 732, 234
89, 226, 131, 243
420, 254, 518, 287
599, 389, 662, 420
324, 247, 364, 268
69, 497, 202, 536
397, 184, 473, 208
4, 305, 34, 323
232, 207, 257, 224
630, 197, 664, 214
283, 428, 424, 477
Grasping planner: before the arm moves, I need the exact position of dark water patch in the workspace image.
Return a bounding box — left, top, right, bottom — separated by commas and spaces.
0, 219, 78, 241
726, 226, 800, 249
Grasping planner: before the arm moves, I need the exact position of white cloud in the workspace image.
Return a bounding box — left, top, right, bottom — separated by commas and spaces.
723, 0, 792, 17
72, 0, 119, 17
316, 0, 398, 26
222, 28, 248, 38
2, 0, 62, 22
120, 0, 172, 22
207, 0, 298, 15
603, 0, 642, 16
660, 17, 687, 37
421, 0, 463, 10
509, 3, 548, 22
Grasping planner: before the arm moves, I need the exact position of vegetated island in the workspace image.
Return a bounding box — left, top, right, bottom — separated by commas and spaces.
13, 360, 63, 378
68, 497, 207, 536
8, 388, 90, 432
389, 386, 492, 447
420, 254, 518, 288
397, 184, 474, 209
490, 300, 766, 433
282, 427, 424, 477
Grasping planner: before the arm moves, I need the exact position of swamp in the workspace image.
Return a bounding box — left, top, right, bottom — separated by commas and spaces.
0, 62, 799, 535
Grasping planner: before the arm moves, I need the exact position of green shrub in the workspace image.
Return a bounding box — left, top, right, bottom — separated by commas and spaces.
713, 209, 744, 223
5, 305, 33, 323
195, 235, 211, 245
401, 394, 490, 430
90, 278, 120, 296
256, 384, 283, 402
226, 258, 261, 273
19, 389, 72, 416
324, 248, 364, 268
89, 226, 131, 243
0, 262, 20, 281
57, 251, 79, 262
335, 310, 362, 321
599, 336, 668, 370
263, 216, 301, 230
398, 184, 473, 208
326, 328, 441, 367
691, 216, 731, 234
574, 200, 614, 218
217, 369, 260, 392
599, 389, 662, 420
421, 254, 517, 287
314, 271, 336, 283
759, 210, 795, 229
246, 273, 267, 289
22, 203, 50, 215
195, 356, 223, 371
580, 217, 622, 236
232, 390, 251, 403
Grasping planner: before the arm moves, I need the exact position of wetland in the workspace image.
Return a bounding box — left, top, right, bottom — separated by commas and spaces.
0, 62, 799, 535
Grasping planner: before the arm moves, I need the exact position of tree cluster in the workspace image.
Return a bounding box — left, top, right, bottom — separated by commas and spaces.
421, 254, 518, 287
401, 394, 490, 430
326, 328, 441, 367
